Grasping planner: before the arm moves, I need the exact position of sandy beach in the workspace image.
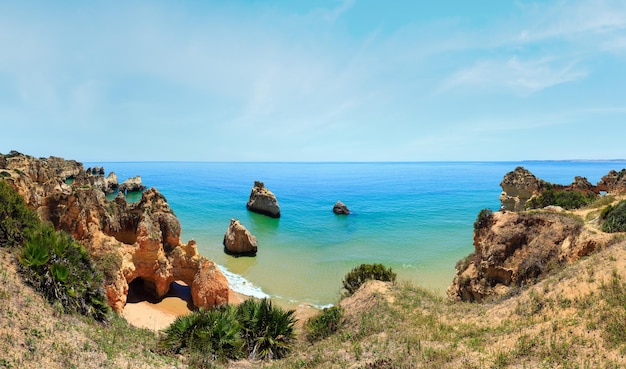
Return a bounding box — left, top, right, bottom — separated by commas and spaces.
122, 284, 319, 331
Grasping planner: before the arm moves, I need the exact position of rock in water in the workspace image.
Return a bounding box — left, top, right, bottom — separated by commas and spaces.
223, 219, 258, 256
119, 175, 146, 193
333, 200, 350, 215
246, 181, 280, 218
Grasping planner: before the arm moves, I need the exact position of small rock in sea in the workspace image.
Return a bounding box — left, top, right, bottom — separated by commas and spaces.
246, 181, 281, 218
333, 200, 350, 215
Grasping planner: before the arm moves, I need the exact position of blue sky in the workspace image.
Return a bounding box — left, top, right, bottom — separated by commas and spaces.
1, 0, 625, 161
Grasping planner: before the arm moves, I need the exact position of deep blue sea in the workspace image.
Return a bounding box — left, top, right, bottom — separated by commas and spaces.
85, 161, 626, 307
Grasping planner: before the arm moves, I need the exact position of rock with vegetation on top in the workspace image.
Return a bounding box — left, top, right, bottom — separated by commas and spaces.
246, 181, 280, 218
223, 218, 258, 256
333, 200, 350, 215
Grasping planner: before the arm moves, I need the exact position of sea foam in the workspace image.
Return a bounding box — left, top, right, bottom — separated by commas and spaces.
218, 265, 270, 299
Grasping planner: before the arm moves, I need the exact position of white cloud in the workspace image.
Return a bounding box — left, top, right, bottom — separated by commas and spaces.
439, 56, 587, 95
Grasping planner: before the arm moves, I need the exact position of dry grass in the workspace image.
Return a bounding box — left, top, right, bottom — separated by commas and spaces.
243, 241, 626, 369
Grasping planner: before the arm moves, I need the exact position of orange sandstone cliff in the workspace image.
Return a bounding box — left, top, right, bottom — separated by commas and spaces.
0, 151, 228, 312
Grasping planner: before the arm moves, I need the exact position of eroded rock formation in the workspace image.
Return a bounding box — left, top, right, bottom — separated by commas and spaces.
0, 152, 229, 312
447, 210, 607, 302
223, 218, 258, 256
449, 165, 626, 302
119, 176, 146, 193
333, 200, 350, 215
598, 169, 626, 194
246, 181, 280, 218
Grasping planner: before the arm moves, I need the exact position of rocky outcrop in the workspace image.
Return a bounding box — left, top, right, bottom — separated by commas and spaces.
246, 181, 280, 218
598, 169, 626, 194
119, 176, 146, 193
0, 152, 229, 312
499, 166, 609, 211
448, 210, 608, 302
333, 200, 350, 215
499, 167, 543, 211
223, 219, 258, 256
90, 170, 118, 194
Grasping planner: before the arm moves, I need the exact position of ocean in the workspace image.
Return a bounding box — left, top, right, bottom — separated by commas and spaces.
86, 161, 626, 308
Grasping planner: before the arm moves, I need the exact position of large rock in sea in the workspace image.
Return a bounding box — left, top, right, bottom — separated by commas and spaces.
1, 152, 229, 312
223, 219, 258, 256
333, 200, 350, 215
246, 181, 280, 218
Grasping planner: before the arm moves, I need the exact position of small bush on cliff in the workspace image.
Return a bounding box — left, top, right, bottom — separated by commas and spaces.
306, 306, 344, 342
474, 208, 493, 230
18, 223, 110, 321
526, 189, 597, 210
342, 263, 397, 296
601, 200, 626, 233
0, 180, 40, 248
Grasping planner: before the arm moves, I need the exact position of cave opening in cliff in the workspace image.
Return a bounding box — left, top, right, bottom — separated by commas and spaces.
126, 278, 194, 310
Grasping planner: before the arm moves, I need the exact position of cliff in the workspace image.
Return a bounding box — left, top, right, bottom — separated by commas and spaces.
449, 166, 625, 302
0, 151, 228, 312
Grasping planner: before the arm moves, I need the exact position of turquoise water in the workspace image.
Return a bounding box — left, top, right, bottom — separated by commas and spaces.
86, 161, 626, 307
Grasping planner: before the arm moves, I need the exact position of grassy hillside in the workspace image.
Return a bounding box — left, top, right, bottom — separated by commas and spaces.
0, 248, 182, 369
263, 241, 626, 368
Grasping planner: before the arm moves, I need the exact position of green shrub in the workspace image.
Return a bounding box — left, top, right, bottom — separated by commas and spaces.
160, 299, 296, 363
526, 189, 597, 210
236, 298, 296, 360
474, 208, 493, 230
306, 306, 344, 342
601, 200, 626, 233
0, 180, 40, 248
342, 263, 396, 297
160, 306, 243, 362
18, 223, 110, 321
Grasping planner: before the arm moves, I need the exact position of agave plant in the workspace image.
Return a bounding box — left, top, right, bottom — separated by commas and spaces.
236, 298, 296, 360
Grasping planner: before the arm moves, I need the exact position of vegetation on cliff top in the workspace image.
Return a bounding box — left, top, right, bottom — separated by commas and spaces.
601, 200, 626, 233
0, 180, 110, 321
342, 263, 397, 297
526, 188, 598, 210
